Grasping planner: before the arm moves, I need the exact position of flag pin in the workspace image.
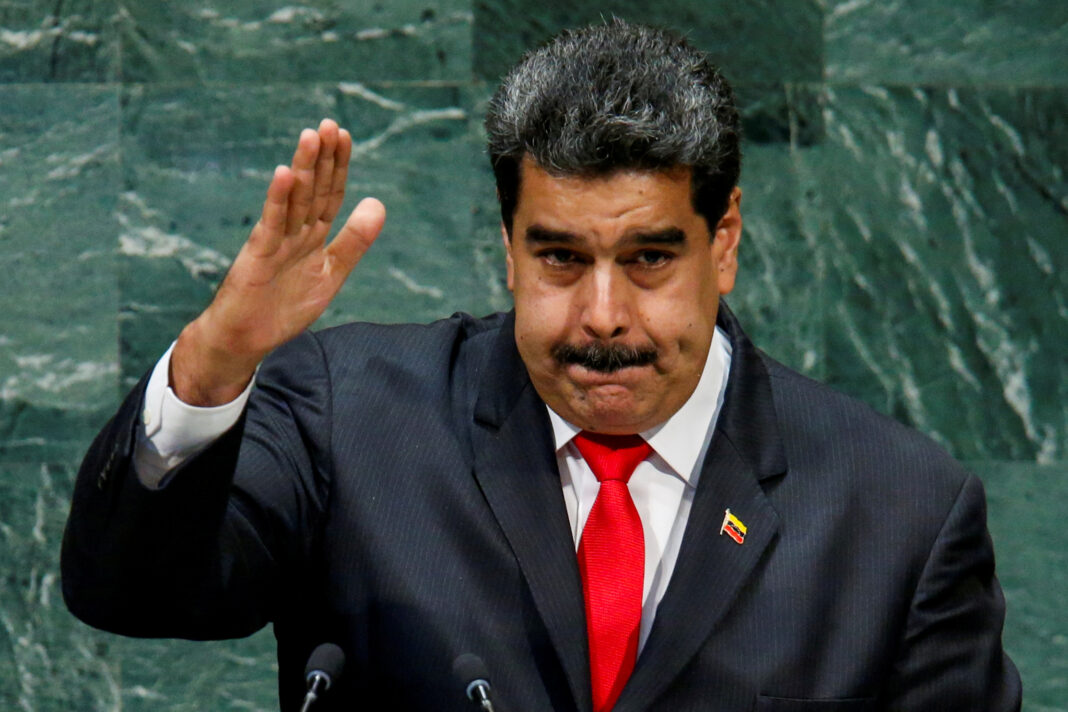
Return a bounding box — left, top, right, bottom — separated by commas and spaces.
720, 508, 747, 545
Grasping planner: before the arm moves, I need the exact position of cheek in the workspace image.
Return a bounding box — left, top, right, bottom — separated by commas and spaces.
516, 276, 575, 320
637, 291, 715, 351
514, 292, 566, 353
637, 292, 695, 332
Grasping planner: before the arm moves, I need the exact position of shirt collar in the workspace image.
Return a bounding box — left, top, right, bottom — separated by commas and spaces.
546, 325, 733, 485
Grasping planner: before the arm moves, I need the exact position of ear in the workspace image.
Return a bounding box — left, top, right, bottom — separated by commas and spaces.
713, 187, 742, 295
501, 222, 515, 291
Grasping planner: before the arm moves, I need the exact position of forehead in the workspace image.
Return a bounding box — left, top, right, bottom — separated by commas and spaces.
514, 157, 700, 236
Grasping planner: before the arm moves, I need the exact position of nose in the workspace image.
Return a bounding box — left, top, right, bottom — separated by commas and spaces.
581, 263, 631, 340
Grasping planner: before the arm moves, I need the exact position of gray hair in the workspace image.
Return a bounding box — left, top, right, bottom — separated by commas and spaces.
485, 18, 741, 234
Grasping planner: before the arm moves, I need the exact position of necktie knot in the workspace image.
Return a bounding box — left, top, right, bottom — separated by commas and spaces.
573, 432, 651, 483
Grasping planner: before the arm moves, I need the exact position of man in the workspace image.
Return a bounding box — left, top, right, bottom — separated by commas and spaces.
62, 20, 1021, 711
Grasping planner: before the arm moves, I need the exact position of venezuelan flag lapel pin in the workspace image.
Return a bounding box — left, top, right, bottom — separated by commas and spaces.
720, 508, 747, 545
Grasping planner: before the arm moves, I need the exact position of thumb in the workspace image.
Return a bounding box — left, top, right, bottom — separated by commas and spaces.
328, 197, 386, 274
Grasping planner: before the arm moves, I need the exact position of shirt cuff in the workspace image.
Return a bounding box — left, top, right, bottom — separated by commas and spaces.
133, 341, 256, 488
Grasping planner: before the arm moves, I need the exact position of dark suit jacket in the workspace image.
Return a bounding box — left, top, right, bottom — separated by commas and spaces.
62, 306, 1021, 711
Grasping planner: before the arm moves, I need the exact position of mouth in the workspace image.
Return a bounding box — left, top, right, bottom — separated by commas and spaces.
564, 363, 653, 388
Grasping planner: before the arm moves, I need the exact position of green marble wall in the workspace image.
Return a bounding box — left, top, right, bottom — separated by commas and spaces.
1, 0, 1064, 709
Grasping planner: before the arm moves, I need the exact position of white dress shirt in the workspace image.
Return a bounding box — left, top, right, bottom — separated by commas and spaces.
133, 326, 734, 651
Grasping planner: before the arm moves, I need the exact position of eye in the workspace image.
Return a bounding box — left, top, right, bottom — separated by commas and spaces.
540, 248, 581, 266
631, 250, 673, 267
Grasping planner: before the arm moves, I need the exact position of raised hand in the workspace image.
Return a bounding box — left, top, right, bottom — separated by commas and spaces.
171, 119, 386, 406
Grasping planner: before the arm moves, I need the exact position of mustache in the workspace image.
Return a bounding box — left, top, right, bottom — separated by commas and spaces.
552, 341, 659, 373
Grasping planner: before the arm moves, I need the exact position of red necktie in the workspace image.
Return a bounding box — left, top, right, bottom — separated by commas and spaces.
573, 431, 652, 712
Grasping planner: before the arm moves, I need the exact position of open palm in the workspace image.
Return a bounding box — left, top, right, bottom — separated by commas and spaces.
171, 119, 386, 405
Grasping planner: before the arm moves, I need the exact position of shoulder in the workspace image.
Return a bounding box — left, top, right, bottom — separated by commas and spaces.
313, 311, 509, 358
758, 351, 970, 506
255, 311, 511, 416
260, 311, 509, 376
753, 353, 992, 609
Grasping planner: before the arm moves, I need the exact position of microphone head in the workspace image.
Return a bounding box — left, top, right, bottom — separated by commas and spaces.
452, 653, 491, 700
452, 653, 489, 683
305, 643, 346, 689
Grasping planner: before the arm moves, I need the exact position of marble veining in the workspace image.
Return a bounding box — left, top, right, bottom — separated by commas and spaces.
809, 86, 1066, 463
825, 0, 1068, 86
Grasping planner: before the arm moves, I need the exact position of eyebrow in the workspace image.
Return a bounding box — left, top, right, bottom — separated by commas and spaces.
524, 225, 686, 246
524, 225, 580, 244
629, 228, 686, 245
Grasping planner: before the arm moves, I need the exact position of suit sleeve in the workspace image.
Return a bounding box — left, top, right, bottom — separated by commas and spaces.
61, 331, 334, 641
882, 473, 1022, 710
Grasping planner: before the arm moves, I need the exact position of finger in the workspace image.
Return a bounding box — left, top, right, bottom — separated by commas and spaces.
248, 164, 295, 256
327, 197, 386, 275
309, 118, 339, 224
283, 128, 321, 236
322, 128, 352, 223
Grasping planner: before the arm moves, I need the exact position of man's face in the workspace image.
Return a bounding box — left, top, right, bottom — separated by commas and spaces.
505, 157, 742, 434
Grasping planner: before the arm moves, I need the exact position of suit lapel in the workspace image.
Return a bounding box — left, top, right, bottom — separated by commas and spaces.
615, 304, 788, 712
616, 440, 780, 711
470, 314, 592, 712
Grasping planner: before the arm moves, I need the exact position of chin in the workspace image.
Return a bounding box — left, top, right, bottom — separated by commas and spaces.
571, 395, 653, 434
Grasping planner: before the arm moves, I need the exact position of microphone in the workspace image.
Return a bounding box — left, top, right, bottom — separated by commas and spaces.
452, 653, 497, 712
300, 643, 345, 712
